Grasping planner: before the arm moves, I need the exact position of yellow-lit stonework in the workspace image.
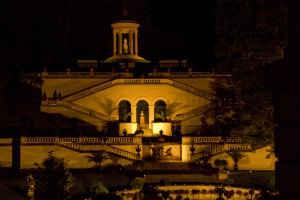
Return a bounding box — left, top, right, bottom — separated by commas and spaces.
13, 19, 275, 172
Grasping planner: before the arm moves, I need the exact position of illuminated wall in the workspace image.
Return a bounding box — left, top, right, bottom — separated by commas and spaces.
41, 77, 215, 134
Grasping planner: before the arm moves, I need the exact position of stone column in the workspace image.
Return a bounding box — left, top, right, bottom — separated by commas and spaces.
131, 105, 137, 123
113, 30, 117, 56
118, 32, 122, 55
134, 30, 138, 55
129, 30, 134, 55
148, 105, 155, 129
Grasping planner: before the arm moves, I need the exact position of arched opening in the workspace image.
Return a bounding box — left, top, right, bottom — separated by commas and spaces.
154, 100, 167, 122
136, 100, 149, 125
118, 100, 131, 122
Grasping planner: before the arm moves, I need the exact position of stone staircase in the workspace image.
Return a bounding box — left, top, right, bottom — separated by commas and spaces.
24, 137, 139, 161
192, 143, 252, 161
57, 138, 139, 161
59, 78, 217, 102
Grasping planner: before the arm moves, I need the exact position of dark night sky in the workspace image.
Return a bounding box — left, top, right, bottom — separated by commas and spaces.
0, 0, 217, 72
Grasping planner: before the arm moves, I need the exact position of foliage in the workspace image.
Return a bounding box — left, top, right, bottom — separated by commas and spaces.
98, 97, 118, 116
33, 151, 74, 200
215, 0, 287, 69
155, 100, 184, 121
88, 181, 109, 199
214, 158, 228, 168
26, 174, 35, 200
93, 193, 122, 200
161, 190, 170, 200
155, 110, 167, 122
118, 100, 132, 122
132, 160, 144, 168
224, 178, 234, 185
226, 149, 247, 170
129, 177, 144, 189
159, 178, 171, 186
212, 0, 288, 155
85, 150, 110, 169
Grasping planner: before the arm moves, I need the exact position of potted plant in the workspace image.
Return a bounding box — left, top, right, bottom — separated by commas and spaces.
190, 145, 196, 154
214, 158, 228, 170
226, 150, 247, 171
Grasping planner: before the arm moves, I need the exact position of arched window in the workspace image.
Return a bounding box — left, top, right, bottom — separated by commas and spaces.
136, 100, 149, 124
118, 100, 131, 122
154, 100, 167, 122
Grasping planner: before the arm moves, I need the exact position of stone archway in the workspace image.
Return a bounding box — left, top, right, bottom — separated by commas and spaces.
154, 100, 167, 122
136, 100, 149, 129
118, 100, 131, 122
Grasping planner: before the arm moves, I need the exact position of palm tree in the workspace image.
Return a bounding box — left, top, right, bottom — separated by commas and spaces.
155, 101, 184, 122
85, 150, 110, 169
226, 150, 247, 171
191, 189, 200, 200
202, 189, 208, 199
118, 100, 132, 122
96, 97, 118, 116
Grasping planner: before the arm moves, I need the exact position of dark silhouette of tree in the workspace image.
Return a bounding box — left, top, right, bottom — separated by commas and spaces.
85, 150, 110, 169
226, 149, 247, 171
33, 151, 74, 200
212, 0, 288, 155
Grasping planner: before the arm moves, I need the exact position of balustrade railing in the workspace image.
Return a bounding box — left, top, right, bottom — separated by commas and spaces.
41, 100, 116, 121
192, 143, 252, 160
23, 137, 138, 160
80, 137, 134, 144
24, 137, 56, 144
170, 72, 231, 78
79, 144, 138, 160
171, 81, 215, 100
59, 78, 216, 102
172, 103, 217, 121
23, 137, 135, 145
34, 71, 232, 78
191, 136, 222, 143
68, 81, 113, 101
20, 73, 41, 79
44, 72, 114, 78
190, 136, 240, 144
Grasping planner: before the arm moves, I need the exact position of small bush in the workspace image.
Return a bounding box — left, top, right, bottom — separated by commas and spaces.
224, 178, 234, 184
159, 178, 171, 186
130, 177, 144, 189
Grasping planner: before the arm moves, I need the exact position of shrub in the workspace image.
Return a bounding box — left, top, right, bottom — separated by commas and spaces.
88, 181, 109, 199
33, 151, 74, 200
224, 178, 234, 185
159, 178, 171, 186
130, 177, 144, 189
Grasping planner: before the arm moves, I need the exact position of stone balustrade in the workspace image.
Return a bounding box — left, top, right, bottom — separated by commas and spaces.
35, 71, 231, 78
80, 137, 134, 144
172, 103, 217, 121
22, 136, 139, 145
172, 81, 215, 100
123, 79, 161, 84
190, 137, 241, 144
62, 78, 216, 102
23, 137, 56, 144
147, 72, 231, 78
193, 143, 252, 160
191, 136, 222, 143
79, 144, 138, 160
41, 100, 116, 121
42, 72, 114, 78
